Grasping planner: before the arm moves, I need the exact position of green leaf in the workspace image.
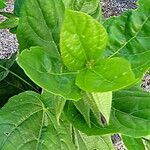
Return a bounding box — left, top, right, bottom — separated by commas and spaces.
0, 17, 19, 29
0, 91, 77, 150
110, 84, 150, 137
74, 95, 91, 126
14, 0, 25, 16
86, 92, 112, 124
75, 130, 114, 150
61, 10, 136, 92
17, 0, 65, 58
74, 91, 112, 126
64, 101, 117, 136
0, 90, 114, 150
62, 0, 101, 20
76, 57, 136, 92
17, 46, 81, 100
104, 0, 150, 78
42, 91, 114, 150
0, 0, 6, 9
0, 54, 16, 81
122, 136, 145, 150
60, 9, 108, 71
65, 84, 150, 137
42, 90, 66, 124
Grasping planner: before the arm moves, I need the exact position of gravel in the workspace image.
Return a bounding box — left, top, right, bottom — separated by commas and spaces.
0, 0, 18, 59
142, 71, 150, 92
102, 0, 138, 18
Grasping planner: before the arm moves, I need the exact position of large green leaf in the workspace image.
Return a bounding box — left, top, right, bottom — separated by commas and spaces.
17, 0, 65, 58
76, 57, 136, 92
17, 46, 81, 100
64, 84, 150, 137
60, 10, 108, 71
0, 91, 77, 150
104, 0, 150, 78
61, 10, 136, 92
0, 90, 114, 149
122, 136, 145, 150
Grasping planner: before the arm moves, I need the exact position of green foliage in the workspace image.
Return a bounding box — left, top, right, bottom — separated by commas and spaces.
17, 46, 81, 100
64, 84, 150, 137
61, 10, 137, 92
122, 135, 145, 150
104, 0, 150, 78
0, 91, 114, 149
0, 0, 6, 9
0, 0, 150, 149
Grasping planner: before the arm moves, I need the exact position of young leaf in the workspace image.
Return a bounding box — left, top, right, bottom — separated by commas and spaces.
104, 0, 150, 78
17, 46, 81, 100
17, 0, 65, 58
76, 57, 136, 92
60, 9, 108, 71
122, 136, 145, 150
61, 10, 136, 92
0, 91, 77, 150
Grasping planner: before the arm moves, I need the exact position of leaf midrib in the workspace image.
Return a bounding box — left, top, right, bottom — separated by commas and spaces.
108, 14, 150, 59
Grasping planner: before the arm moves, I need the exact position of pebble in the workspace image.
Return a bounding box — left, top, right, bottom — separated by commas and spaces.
142, 71, 150, 92
0, 0, 18, 59
102, 0, 138, 18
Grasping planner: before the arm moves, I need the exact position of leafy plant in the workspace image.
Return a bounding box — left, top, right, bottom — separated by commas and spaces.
0, 0, 6, 9
0, 0, 150, 149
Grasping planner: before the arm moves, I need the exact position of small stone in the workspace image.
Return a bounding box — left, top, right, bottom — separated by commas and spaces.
102, 0, 138, 18
0, 0, 18, 59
